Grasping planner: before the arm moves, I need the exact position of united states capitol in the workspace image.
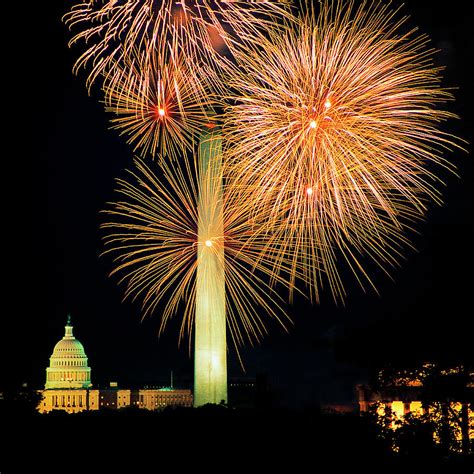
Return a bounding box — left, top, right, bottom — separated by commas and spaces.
37, 315, 192, 413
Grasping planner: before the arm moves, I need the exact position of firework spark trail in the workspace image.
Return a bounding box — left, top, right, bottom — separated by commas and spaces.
220, 0, 464, 302
64, 1, 184, 93
102, 152, 296, 350
63, 1, 291, 95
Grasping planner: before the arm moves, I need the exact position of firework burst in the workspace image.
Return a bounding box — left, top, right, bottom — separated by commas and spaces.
221, 0, 463, 302
102, 149, 295, 351
103, 35, 213, 160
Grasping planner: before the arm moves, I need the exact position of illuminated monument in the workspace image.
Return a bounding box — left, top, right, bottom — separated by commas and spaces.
194, 128, 227, 407
38, 316, 192, 413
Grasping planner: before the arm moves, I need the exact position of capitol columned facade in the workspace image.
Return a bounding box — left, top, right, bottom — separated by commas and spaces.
38, 316, 192, 413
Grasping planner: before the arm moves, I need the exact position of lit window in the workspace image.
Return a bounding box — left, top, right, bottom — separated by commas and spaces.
410, 401, 423, 415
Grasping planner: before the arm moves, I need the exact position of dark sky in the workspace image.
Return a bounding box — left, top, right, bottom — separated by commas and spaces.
8, 1, 473, 407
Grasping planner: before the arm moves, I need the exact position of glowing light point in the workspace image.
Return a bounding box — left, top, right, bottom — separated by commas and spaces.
205, 239, 213, 247
306, 187, 313, 196
309, 120, 317, 129
324, 99, 332, 109
158, 108, 166, 117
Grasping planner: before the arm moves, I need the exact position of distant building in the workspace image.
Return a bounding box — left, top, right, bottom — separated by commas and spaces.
37, 316, 192, 414
356, 382, 426, 421
356, 365, 473, 421
38, 315, 97, 413
356, 364, 473, 450
136, 387, 193, 410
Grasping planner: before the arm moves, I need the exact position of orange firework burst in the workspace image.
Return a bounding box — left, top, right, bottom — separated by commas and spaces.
103, 36, 213, 159
64, 1, 217, 159
102, 151, 295, 349
221, 0, 464, 302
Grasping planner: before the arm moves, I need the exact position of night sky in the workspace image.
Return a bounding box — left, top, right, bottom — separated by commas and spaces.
9, 1, 473, 407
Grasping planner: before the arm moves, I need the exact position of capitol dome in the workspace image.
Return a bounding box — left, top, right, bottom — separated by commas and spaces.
45, 315, 92, 389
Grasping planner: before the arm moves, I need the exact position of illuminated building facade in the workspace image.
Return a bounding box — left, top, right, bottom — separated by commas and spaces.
356, 382, 427, 422
137, 388, 193, 410
356, 366, 474, 450
38, 317, 192, 413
